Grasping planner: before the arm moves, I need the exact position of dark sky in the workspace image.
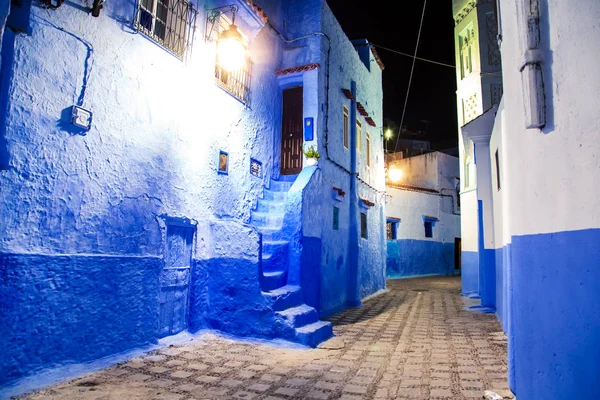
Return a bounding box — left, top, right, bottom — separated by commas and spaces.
326, 0, 458, 147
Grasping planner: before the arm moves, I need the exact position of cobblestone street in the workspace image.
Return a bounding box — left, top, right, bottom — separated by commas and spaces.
17, 277, 511, 400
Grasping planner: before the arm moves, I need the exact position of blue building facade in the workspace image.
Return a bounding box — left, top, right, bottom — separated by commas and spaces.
454, 0, 600, 398
0, 0, 386, 389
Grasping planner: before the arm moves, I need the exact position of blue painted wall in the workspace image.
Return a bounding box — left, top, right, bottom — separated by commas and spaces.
509, 229, 600, 398
0, 0, 386, 388
0, 254, 162, 384
287, 0, 386, 317
461, 251, 479, 296
386, 240, 455, 278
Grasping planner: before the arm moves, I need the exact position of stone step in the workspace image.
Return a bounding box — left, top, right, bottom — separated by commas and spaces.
269, 179, 294, 192
263, 190, 288, 202
276, 174, 298, 182
251, 211, 284, 228
262, 241, 289, 271
261, 270, 287, 291
263, 285, 303, 311
295, 321, 334, 348
263, 240, 288, 256
276, 304, 319, 328
257, 227, 285, 242
256, 199, 286, 214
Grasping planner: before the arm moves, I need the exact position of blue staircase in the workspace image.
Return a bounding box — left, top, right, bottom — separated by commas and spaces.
251, 176, 333, 348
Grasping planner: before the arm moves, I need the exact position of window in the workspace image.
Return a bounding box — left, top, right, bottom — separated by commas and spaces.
343, 106, 349, 149
333, 206, 340, 230
495, 149, 501, 190
214, 14, 252, 104
135, 0, 196, 58
386, 219, 399, 240
424, 221, 433, 238
423, 216, 437, 238
465, 156, 475, 188
366, 131, 371, 167
459, 25, 475, 79
356, 119, 362, 153
360, 212, 368, 239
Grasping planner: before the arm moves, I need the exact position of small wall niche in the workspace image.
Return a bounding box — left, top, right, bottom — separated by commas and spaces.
218, 150, 229, 175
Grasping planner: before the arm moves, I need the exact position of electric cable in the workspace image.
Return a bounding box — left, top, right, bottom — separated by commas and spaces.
393, 0, 427, 154
371, 43, 455, 69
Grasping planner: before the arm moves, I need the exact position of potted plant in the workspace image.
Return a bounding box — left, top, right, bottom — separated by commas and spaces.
303, 145, 321, 166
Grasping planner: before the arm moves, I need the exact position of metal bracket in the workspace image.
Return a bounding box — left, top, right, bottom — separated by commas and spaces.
205, 4, 238, 43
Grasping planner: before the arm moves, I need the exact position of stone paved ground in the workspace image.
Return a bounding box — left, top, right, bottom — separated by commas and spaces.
16, 276, 512, 400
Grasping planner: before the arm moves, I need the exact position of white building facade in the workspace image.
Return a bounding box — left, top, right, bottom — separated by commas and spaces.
454, 0, 600, 398
385, 151, 461, 278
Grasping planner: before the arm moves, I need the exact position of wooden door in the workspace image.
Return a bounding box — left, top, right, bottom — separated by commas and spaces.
280, 86, 303, 175
159, 224, 194, 338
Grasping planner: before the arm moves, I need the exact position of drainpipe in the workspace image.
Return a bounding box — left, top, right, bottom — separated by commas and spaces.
346, 80, 361, 307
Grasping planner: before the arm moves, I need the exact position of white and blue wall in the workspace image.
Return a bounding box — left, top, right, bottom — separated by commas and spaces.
455, 0, 600, 398
0, 0, 386, 391
453, 0, 502, 299
385, 151, 461, 279
462, 105, 498, 309
489, 0, 600, 398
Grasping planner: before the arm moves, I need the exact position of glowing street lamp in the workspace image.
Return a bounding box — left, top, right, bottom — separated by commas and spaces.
206, 5, 247, 72
217, 23, 246, 72
384, 129, 393, 140
388, 166, 403, 183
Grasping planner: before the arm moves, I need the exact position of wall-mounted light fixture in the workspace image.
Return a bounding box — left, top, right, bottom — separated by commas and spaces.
205, 5, 246, 72
91, 0, 104, 17
387, 166, 403, 183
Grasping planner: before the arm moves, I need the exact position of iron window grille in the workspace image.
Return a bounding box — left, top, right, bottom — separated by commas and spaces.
386, 220, 398, 240
360, 212, 368, 239
343, 106, 349, 149
333, 206, 340, 230
356, 119, 362, 153
366, 131, 371, 167
214, 13, 252, 104
135, 0, 198, 59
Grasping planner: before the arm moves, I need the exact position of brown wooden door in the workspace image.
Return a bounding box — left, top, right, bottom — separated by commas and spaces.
280, 86, 303, 175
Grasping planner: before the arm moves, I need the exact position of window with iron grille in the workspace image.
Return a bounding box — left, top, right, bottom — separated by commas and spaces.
386, 219, 398, 240
366, 131, 371, 167
333, 206, 340, 230
360, 212, 368, 239
214, 14, 252, 104
135, 0, 197, 59
356, 119, 362, 153
343, 106, 349, 149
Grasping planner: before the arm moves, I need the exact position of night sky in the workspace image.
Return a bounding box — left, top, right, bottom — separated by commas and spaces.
326, 0, 458, 148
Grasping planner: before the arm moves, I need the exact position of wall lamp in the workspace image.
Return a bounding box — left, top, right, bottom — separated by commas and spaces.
387, 166, 403, 183
205, 5, 246, 72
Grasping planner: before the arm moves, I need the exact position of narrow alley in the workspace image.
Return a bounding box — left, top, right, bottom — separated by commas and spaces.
16, 277, 510, 400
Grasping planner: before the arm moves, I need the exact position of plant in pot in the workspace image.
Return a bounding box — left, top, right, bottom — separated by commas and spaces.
303, 145, 321, 167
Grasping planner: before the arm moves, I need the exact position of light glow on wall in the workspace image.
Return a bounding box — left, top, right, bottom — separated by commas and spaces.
388, 166, 403, 183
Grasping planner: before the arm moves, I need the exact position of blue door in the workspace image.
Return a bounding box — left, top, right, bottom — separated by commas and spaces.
159, 223, 194, 338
